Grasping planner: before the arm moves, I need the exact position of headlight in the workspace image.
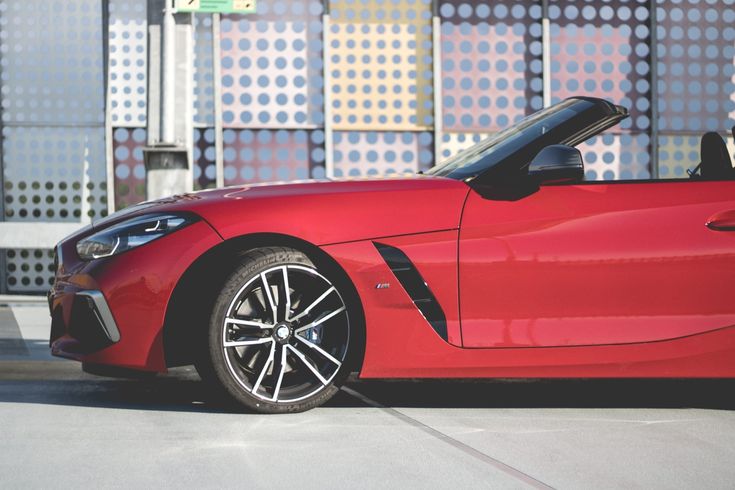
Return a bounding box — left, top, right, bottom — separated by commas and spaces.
76, 213, 197, 260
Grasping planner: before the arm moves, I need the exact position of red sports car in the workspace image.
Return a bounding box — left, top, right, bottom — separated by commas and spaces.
49, 97, 735, 412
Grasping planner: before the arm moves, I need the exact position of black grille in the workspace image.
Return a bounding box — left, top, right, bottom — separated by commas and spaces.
374, 243, 448, 342
68, 295, 115, 352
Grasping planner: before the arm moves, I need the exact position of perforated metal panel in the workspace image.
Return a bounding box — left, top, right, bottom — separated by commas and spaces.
440, 1, 543, 131
549, 0, 652, 130
112, 128, 147, 209
4, 249, 55, 292
220, 1, 325, 128
0, 0, 105, 125
329, 0, 433, 130
1, 0, 107, 293
580, 133, 651, 181
438, 1, 541, 160
333, 131, 433, 176
440, 132, 492, 160
222, 129, 323, 184
109, 0, 148, 126
194, 14, 215, 126
549, 0, 652, 180
194, 128, 217, 189
3, 126, 107, 221
655, 0, 735, 176
656, 0, 735, 132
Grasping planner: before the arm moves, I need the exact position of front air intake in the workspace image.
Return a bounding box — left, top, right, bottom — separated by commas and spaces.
374, 243, 448, 341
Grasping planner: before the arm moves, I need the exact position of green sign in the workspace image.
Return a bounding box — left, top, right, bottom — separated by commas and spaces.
175, 0, 256, 14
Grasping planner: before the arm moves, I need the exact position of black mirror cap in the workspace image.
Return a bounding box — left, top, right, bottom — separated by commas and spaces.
528, 144, 584, 185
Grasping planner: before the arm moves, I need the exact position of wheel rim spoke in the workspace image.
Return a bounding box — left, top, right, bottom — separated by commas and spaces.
286, 344, 328, 386
278, 267, 291, 323
290, 286, 336, 322
224, 337, 273, 348
251, 340, 275, 394
295, 306, 346, 334
270, 345, 287, 401
225, 317, 271, 329
295, 335, 342, 368
260, 272, 278, 324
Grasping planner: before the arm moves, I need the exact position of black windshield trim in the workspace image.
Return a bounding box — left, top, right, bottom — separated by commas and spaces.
429, 97, 628, 185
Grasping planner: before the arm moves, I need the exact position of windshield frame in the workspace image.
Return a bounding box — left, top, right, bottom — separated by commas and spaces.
426, 97, 629, 184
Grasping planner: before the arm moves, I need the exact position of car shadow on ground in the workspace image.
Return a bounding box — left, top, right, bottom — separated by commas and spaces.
349, 378, 735, 410
2, 363, 735, 413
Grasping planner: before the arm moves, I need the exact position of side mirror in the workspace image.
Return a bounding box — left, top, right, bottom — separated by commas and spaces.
528, 145, 584, 185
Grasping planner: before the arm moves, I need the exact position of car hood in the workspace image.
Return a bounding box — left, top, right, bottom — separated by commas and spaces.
96, 175, 470, 246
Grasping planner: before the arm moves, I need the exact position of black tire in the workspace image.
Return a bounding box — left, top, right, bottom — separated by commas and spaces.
195, 246, 361, 413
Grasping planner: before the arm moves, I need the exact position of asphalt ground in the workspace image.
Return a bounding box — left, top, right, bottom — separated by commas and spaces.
2, 302, 735, 489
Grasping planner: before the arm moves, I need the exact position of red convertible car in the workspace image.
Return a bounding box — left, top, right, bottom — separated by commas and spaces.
49, 97, 735, 412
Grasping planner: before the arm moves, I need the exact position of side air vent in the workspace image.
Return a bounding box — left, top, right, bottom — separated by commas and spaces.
374, 243, 448, 342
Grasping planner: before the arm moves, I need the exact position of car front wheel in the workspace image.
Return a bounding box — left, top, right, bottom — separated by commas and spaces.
196, 247, 358, 413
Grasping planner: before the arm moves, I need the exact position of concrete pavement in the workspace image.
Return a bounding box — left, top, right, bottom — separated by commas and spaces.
2, 302, 735, 489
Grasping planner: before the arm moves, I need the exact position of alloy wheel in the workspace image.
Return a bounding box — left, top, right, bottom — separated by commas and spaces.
220, 264, 350, 403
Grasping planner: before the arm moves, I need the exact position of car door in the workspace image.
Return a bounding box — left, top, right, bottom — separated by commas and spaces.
458, 179, 735, 348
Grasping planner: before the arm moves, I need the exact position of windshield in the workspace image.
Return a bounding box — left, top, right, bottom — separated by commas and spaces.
427, 98, 625, 181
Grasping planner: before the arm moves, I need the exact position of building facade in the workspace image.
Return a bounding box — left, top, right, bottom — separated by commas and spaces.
1, 0, 735, 293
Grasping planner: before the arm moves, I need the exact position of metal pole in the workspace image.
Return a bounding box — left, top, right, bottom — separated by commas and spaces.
322, 10, 335, 179
161, 0, 176, 144
212, 13, 224, 188
0, 18, 5, 294
432, 0, 443, 164
541, 0, 551, 108
648, 0, 659, 179
103, 0, 116, 214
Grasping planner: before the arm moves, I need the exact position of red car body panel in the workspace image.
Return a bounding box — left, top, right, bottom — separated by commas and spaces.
323, 230, 463, 348
323, 217, 735, 379
151, 177, 470, 245
460, 180, 735, 348
49, 220, 223, 371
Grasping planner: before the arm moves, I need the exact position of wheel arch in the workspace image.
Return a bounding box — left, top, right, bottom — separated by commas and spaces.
162, 232, 366, 372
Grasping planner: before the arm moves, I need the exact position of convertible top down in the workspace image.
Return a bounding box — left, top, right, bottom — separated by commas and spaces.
49, 97, 735, 412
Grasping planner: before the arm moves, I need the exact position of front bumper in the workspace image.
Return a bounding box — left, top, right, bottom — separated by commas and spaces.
48, 219, 223, 371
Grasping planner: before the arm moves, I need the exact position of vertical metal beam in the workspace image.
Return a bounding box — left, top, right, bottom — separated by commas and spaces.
541, 0, 551, 108
212, 13, 224, 188
144, 1, 192, 201
0, 4, 5, 294
181, 12, 195, 190
161, 0, 177, 144
432, 0, 443, 165
148, 0, 162, 145
322, 8, 335, 179
648, 0, 660, 179
103, 0, 116, 214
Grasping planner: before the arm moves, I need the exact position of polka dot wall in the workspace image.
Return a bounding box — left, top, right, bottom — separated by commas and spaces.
222, 129, 320, 184
220, 1, 325, 128
5, 0, 735, 292
194, 14, 216, 126
333, 131, 434, 176
109, 0, 147, 126
112, 127, 147, 209
656, 0, 735, 177
1, 0, 106, 292
194, 128, 217, 190
439, 0, 543, 162
549, 0, 652, 180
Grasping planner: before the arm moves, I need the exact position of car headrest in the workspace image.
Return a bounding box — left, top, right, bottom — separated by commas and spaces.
700, 132, 733, 179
